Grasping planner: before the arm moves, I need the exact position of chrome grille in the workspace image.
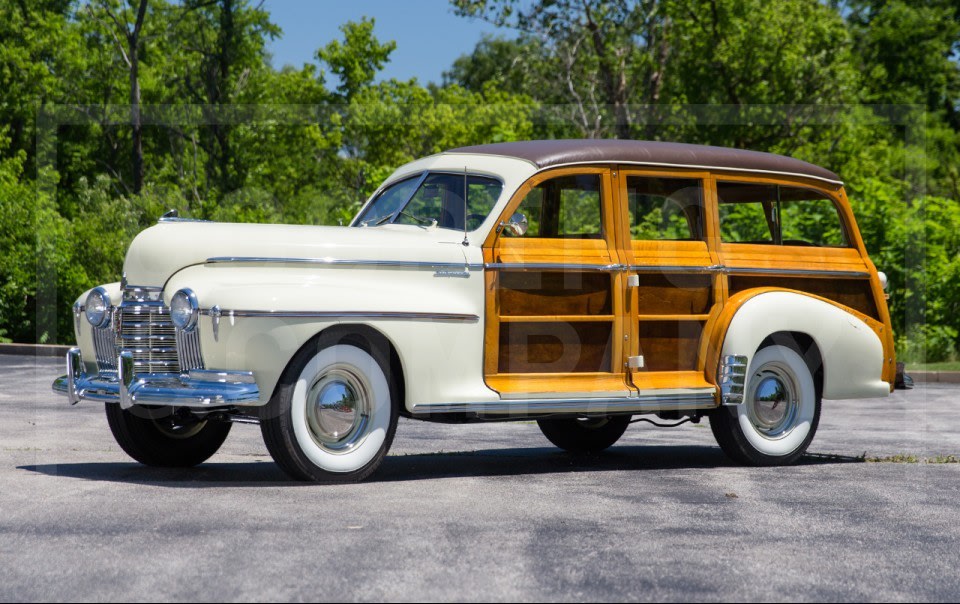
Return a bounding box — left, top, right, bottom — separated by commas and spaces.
119, 302, 180, 374
92, 324, 117, 371
175, 327, 204, 371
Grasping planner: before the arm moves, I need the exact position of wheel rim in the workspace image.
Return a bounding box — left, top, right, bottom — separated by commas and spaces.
747, 362, 800, 440
304, 365, 371, 453
576, 417, 610, 430
153, 418, 207, 440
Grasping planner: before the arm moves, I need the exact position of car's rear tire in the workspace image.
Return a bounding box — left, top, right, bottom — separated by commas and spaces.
710, 344, 821, 466
537, 415, 631, 453
105, 404, 231, 467
260, 331, 399, 482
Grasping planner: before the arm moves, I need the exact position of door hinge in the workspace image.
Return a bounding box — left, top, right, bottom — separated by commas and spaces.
627, 274, 640, 287
627, 355, 645, 369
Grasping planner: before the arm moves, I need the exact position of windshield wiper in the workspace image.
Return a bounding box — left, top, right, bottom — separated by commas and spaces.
360, 213, 396, 227
398, 211, 437, 227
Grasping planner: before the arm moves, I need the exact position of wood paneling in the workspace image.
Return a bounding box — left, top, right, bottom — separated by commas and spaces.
728, 275, 879, 320
498, 321, 613, 374
637, 320, 705, 372
636, 273, 713, 315
498, 271, 613, 316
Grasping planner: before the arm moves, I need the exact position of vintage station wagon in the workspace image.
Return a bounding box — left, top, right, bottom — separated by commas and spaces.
54, 140, 899, 482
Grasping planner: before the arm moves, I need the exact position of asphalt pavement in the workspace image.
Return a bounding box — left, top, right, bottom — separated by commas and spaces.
1, 354, 958, 602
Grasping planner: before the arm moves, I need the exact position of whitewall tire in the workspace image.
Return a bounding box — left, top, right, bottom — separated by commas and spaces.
710, 344, 821, 466
261, 332, 399, 482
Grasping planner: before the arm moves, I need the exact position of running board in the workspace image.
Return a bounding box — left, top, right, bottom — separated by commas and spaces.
410, 388, 718, 417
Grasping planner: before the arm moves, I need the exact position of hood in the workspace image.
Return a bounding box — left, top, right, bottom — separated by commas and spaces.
122, 221, 471, 288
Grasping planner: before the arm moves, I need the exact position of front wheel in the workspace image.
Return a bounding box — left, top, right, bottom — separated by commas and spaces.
260, 333, 399, 482
537, 416, 631, 453
710, 344, 821, 466
105, 404, 232, 467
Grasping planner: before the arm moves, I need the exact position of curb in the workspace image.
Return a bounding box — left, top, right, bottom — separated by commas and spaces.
0, 343, 72, 358
907, 371, 960, 384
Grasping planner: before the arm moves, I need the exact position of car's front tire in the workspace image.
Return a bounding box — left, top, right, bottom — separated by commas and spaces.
710, 343, 821, 466
537, 415, 631, 453
105, 404, 232, 467
260, 331, 399, 482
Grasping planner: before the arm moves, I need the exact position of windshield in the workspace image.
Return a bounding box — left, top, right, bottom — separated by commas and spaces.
355, 172, 503, 231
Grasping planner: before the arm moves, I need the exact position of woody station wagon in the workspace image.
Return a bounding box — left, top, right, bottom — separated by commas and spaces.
54, 140, 900, 482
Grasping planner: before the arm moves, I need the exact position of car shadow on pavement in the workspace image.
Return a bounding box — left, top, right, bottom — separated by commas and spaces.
16, 445, 865, 487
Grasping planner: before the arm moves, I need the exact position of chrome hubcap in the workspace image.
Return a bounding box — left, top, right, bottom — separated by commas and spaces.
748, 363, 800, 439
305, 367, 371, 452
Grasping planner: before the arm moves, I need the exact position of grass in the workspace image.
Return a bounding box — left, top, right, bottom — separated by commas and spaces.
865, 454, 960, 464
905, 361, 960, 372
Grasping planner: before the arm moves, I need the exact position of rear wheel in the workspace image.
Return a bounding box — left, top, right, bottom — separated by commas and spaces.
710, 344, 821, 466
260, 332, 399, 482
105, 404, 231, 467
537, 416, 631, 453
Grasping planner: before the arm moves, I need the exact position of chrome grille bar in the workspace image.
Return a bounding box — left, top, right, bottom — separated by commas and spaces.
176, 327, 204, 371
92, 325, 117, 371
119, 301, 181, 374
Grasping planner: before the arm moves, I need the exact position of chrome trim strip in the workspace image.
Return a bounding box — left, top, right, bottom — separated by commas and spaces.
205, 257, 483, 270
485, 263, 626, 272
188, 370, 256, 384
629, 264, 723, 274
410, 390, 717, 415
533, 160, 845, 186
722, 267, 870, 279
213, 309, 480, 323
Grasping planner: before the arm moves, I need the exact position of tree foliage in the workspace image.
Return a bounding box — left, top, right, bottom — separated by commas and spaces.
0, 0, 958, 362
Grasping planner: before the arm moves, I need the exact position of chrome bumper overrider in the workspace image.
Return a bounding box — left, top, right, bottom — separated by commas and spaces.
52, 348, 261, 409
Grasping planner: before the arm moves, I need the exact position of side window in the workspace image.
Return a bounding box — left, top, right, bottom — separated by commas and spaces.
718, 181, 848, 247
717, 182, 778, 244
508, 174, 603, 239
627, 176, 704, 240
779, 187, 848, 247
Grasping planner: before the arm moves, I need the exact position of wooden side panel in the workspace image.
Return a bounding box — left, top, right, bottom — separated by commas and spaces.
498, 320, 613, 374
728, 275, 879, 320
637, 320, 705, 372
636, 273, 713, 315
499, 271, 612, 316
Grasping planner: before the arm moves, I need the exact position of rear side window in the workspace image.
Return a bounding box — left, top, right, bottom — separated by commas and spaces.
717, 182, 848, 247
779, 188, 847, 247
508, 174, 603, 239
626, 176, 704, 241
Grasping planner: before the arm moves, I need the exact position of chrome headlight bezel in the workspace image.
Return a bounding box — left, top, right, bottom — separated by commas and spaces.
84, 287, 112, 329
170, 289, 200, 333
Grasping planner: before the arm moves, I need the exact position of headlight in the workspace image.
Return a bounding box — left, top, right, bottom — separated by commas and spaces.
170, 289, 200, 332
84, 287, 112, 328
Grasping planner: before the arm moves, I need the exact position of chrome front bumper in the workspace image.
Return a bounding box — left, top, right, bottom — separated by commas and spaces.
52, 348, 261, 409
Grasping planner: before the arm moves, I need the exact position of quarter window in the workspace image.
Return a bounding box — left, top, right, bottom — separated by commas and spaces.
717, 182, 848, 247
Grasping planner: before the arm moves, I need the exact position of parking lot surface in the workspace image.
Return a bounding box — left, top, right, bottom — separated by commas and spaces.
1, 354, 959, 601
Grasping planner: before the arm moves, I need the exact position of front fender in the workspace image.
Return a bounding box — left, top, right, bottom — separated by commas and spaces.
707, 289, 890, 400
163, 263, 495, 410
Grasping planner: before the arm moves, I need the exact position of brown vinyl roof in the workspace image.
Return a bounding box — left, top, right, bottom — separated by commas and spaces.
447, 139, 842, 185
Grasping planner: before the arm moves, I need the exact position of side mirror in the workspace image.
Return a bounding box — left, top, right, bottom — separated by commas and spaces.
500, 212, 528, 237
